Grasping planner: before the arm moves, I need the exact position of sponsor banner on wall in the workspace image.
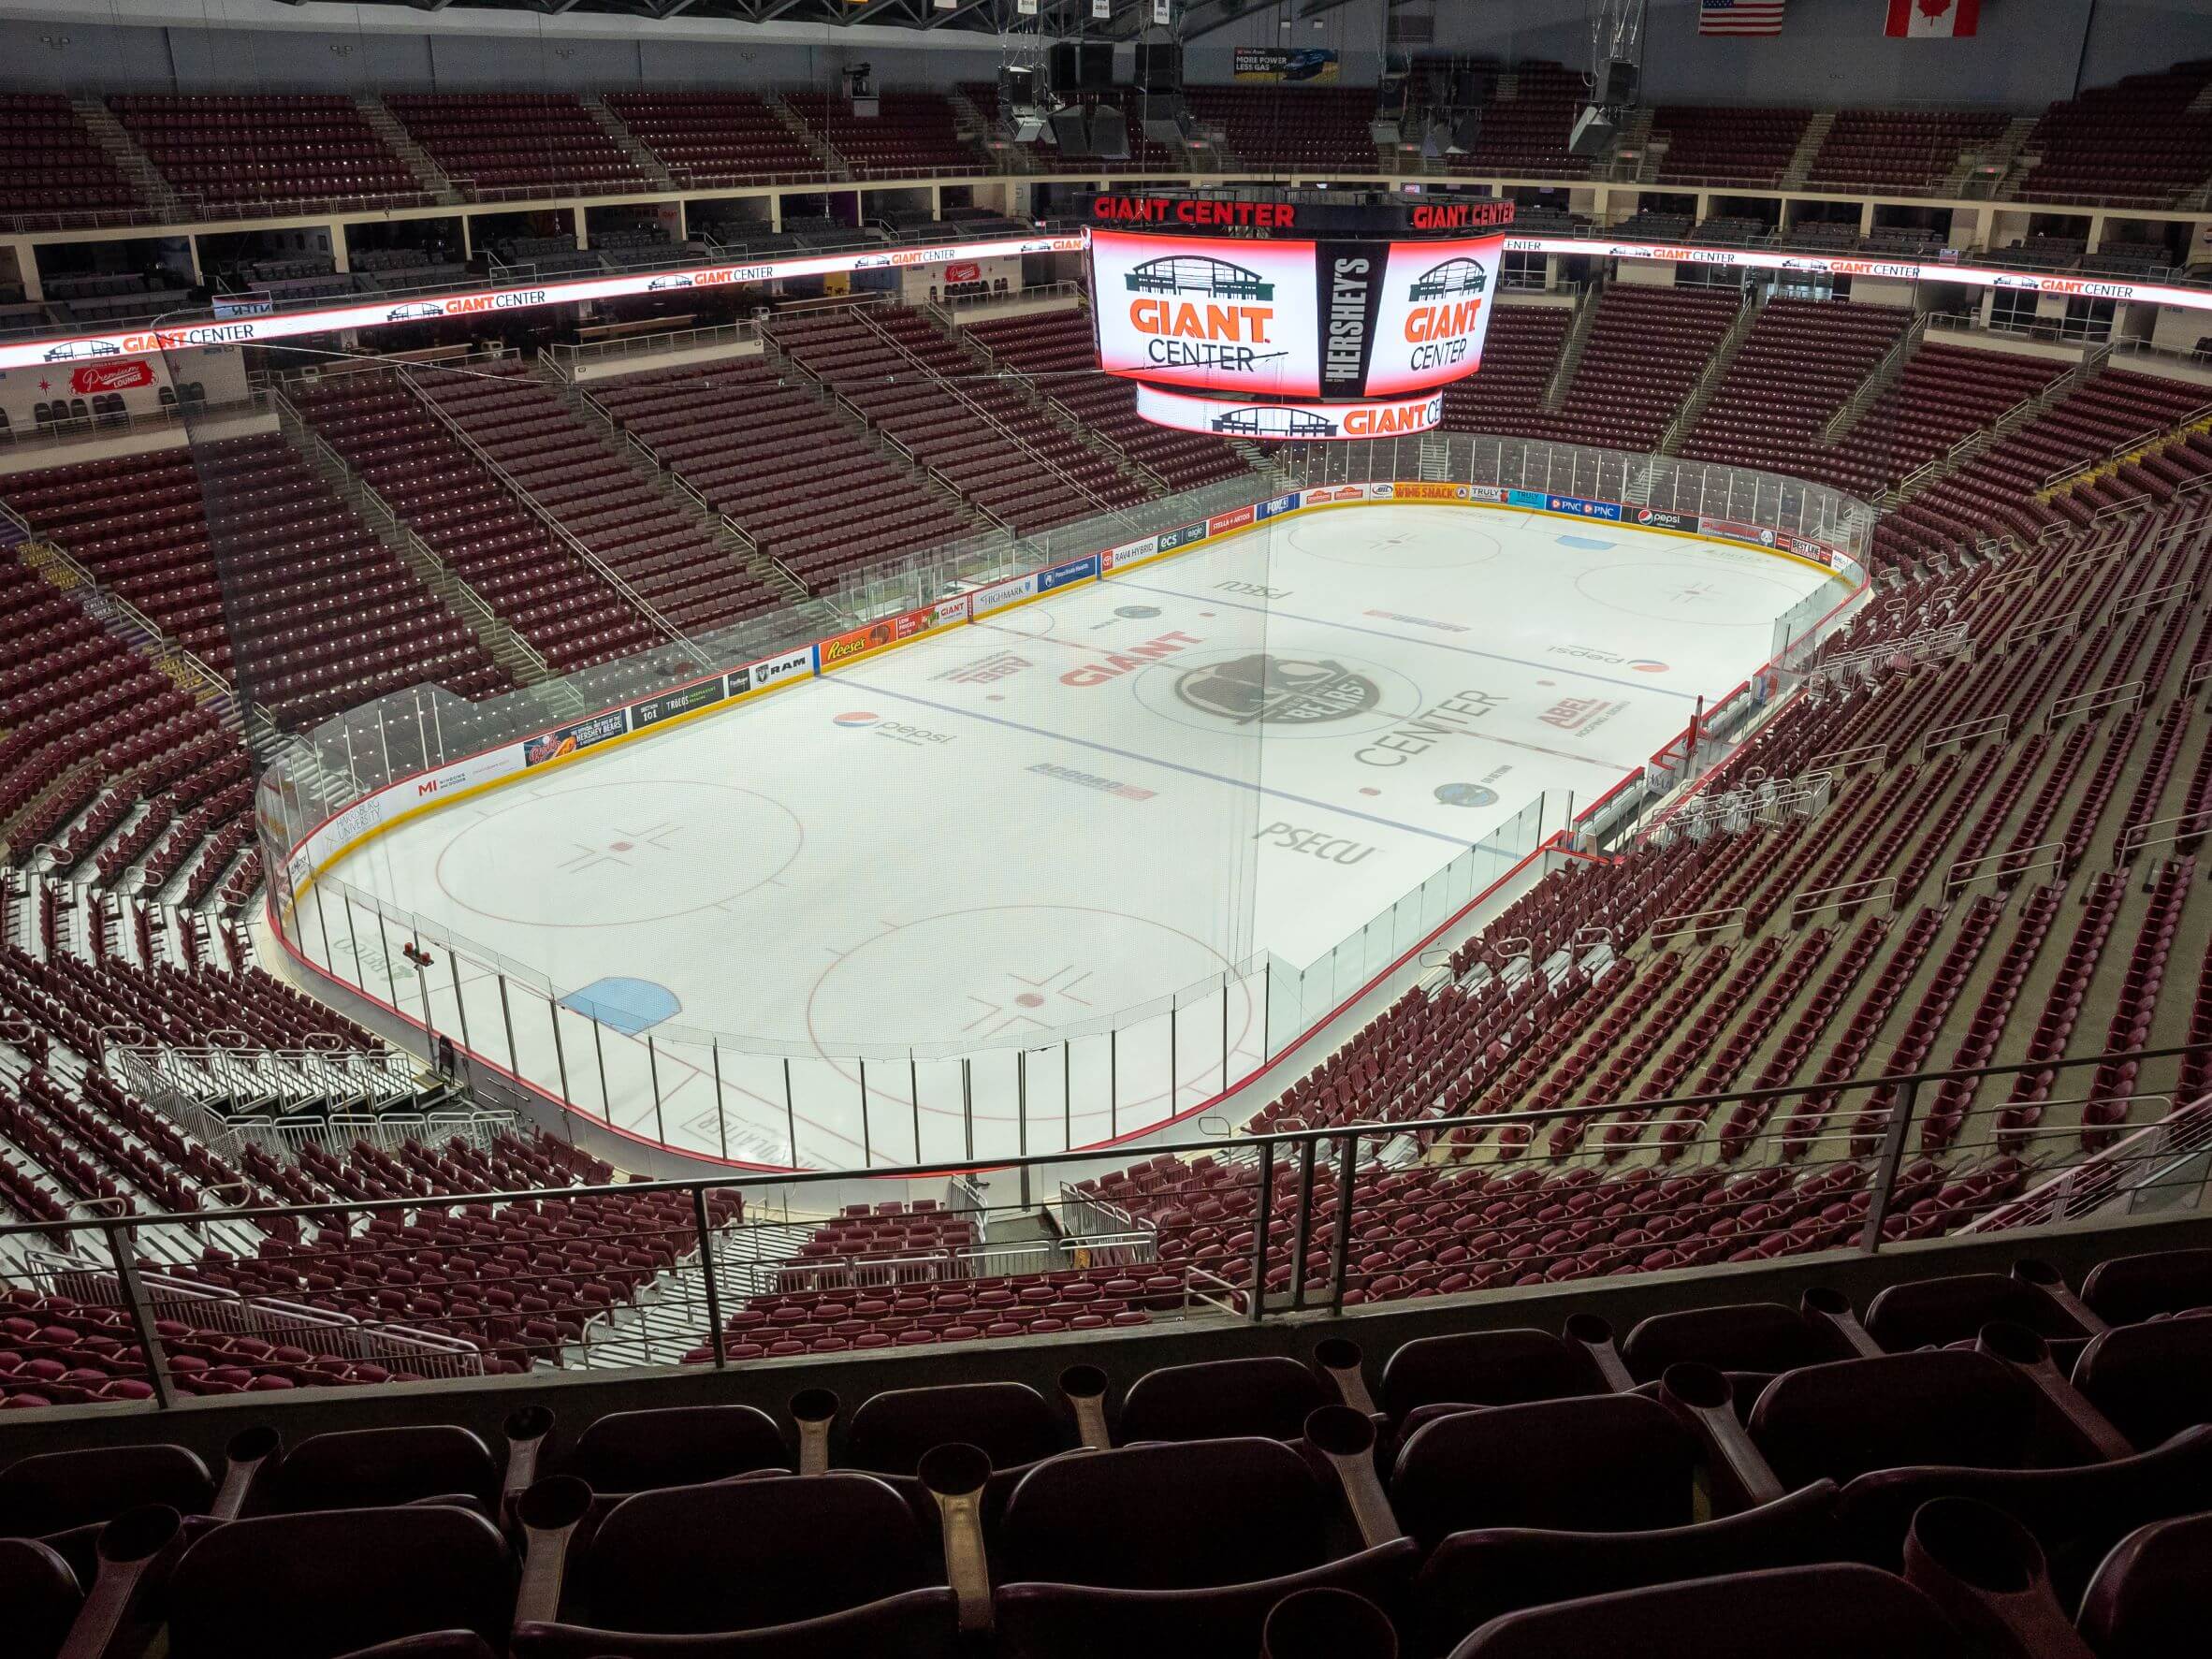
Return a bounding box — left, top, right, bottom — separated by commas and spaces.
526, 710, 627, 766
748, 647, 814, 692
943, 261, 982, 284
1208, 504, 1258, 536
1633, 506, 1697, 532
1467, 485, 1509, 503
71, 359, 154, 394
971, 571, 1041, 617
1365, 482, 1396, 500
1301, 484, 1365, 505
1394, 482, 1470, 502
0, 234, 1089, 373
1702, 516, 1779, 549
632, 677, 730, 730
1256, 490, 1302, 519
1102, 533, 1160, 572
818, 597, 963, 671
1505, 488, 1547, 509
1547, 493, 1623, 521
1157, 521, 1209, 553
408, 746, 524, 803
1233, 46, 1340, 82
1039, 553, 1100, 594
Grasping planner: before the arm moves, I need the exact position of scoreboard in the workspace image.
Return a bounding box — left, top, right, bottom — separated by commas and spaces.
1083, 193, 1512, 441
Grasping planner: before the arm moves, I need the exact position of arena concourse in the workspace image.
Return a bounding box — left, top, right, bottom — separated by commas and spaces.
2, 2, 2212, 1654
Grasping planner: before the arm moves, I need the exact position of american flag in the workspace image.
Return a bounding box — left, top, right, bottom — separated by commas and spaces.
1699, 0, 1786, 34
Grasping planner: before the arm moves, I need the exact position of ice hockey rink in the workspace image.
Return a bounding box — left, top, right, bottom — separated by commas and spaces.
306, 503, 1844, 1170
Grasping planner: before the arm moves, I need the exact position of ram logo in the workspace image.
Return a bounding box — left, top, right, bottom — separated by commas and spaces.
1124, 254, 1273, 301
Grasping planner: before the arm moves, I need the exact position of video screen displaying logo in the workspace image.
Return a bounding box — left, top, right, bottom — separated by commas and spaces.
1090, 230, 1321, 397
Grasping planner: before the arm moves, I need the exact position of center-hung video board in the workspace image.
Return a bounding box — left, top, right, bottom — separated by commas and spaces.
1086, 223, 1509, 404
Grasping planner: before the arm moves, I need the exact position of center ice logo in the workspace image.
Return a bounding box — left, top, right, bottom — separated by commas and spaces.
1172, 653, 1382, 726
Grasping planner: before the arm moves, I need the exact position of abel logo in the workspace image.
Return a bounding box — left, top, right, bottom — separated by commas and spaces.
833, 712, 880, 728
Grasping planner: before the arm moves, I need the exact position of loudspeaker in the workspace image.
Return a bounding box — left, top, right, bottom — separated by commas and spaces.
1599, 59, 1639, 108
1448, 111, 1481, 154
1137, 89, 1188, 146
1080, 43, 1113, 89
1091, 104, 1129, 160
1052, 107, 1095, 157
1569, 105, 1616, 158
1136, 42, 1183, 89
1050, 42, 1079, 94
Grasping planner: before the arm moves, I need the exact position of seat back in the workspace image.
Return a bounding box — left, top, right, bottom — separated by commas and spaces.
0, 1536, 80, 1659
568, 1403, 790, 1494
563, 1473, 929, 1633
257, 1425, 499, 1515
0, 1443, 213, 1535
1117, 1356, 1326, 1444
999, 1437, 1332, 1591
2074, 1312, 2212, 1450
2077, 1509, 2212, 1659
166, 1505, 514, 1659
1750, 1349, 2041, 1489
1391, 1394, 1694, 1550
1865, 1272, 2089, 1350
1621, 1302, 1851, 1381
1411, 1482, 1843, 1650
1448, 1563, 1960, 1658
1379, 1329, 1604, 1421
2081, 1246, 2212, 1324
848, 1381, 1065, 1476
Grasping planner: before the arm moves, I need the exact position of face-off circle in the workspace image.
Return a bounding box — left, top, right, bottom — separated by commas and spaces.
1571, 557, 1810, 628
434, 780, 803, 926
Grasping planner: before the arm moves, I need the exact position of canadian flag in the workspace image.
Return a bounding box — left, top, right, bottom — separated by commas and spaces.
1887, 0, 1979, 36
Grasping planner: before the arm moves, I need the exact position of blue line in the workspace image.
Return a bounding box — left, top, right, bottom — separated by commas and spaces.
853, 681, 1477, 847
1110, 578, 1703, 701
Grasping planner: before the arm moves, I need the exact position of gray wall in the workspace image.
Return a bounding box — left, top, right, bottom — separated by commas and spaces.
5, 0, 2212, 109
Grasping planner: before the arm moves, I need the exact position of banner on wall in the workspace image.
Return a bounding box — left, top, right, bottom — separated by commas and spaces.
971, 571, 1041, 618
71, 359, 154, 393
631, 677, 731, 731
1232, 47, 1341, 83
1102, 533, 1160, 572
1394, 482, 1470, 502
1039, 553, 1100, 594
1548, 494, 1623, 521
525, 710, 626, 767
1633, 507, 1698, 532
748, 647, 815, 693
1701, 517, 1780, 548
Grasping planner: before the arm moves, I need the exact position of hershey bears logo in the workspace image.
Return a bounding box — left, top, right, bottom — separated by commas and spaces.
1173, 653, 1382, 726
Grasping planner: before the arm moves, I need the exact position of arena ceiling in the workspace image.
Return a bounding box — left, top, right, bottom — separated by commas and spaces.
302, 0, 1361, 44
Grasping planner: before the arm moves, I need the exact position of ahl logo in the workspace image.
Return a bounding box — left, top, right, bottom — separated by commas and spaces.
1174, 654, 1381, 727
833, 712, 880, 728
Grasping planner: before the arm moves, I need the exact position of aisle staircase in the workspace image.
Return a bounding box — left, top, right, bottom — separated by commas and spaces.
356, 96, 461, 204
1542, 281, 1604, 410
1660, 288, 1761, 455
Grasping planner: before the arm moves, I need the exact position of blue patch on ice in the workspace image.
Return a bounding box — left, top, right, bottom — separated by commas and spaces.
560, 977, 680, 1035
1556, 535, 1617, 551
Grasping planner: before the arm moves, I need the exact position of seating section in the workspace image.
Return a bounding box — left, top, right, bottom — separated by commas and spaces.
0, 94, 140, 221
1806, 109, 2009, 195
2020, 61, 2212, 206
1876, 367, 2212, 566
2, 1243, 2207, 1659
291, 371, 669, 672
586, 357, 975, 595
384, 94, 649, 195
411, 360, 781, 638
602, 91, 816, 183
783, 91, 982, 175
1437, 303, 1570, 436
965, 306, 1260, 491
765, 305, 1148, 534
1651, 106, 1812, 187
0, 436, 509, 730
1433, 60, 1585, 178
1677, 298, 1914, 482
1537, 284, 1743, 453
1182, 84, 1381, 173
108, 95, 422, 212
